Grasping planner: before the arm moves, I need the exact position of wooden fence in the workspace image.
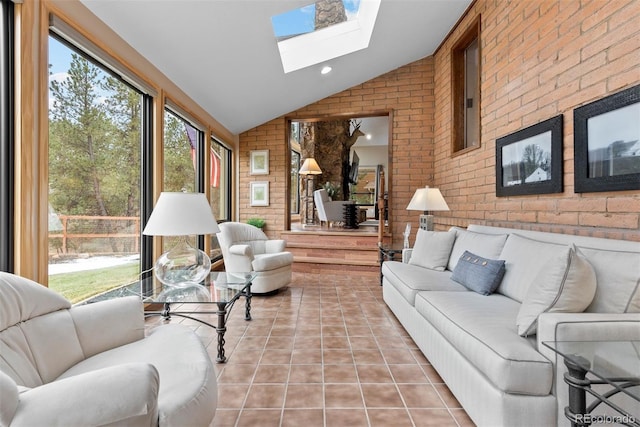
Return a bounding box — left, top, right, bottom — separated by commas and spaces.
49, 215, 140, 255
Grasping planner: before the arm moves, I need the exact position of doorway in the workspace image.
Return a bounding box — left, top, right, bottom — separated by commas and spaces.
287, 112, 391, 231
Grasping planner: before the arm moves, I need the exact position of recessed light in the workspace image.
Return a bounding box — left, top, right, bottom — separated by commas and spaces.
321, 66, 332, 75
366, 134, 372, 140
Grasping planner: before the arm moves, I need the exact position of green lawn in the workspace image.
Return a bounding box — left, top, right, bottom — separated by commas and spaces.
48, 263, 139, 304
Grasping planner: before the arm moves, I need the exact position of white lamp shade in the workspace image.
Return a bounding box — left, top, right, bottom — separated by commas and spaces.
299, 158, 322, 175
143, 192, 220, 236
406, 186, 450, 212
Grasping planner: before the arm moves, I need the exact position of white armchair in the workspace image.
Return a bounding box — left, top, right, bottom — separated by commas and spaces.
0, 271, 217, 427
313, 189, 354, 227
218, 222, 293, 293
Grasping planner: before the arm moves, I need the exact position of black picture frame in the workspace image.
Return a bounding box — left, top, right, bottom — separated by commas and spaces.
496, 115, 563, 197
574, 85, 640, 193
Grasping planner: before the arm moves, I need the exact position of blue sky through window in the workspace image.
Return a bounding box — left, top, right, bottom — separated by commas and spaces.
272, 0, 361, 39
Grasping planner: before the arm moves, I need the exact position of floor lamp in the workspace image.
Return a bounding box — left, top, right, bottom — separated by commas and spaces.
406, 186, 449, 231
299, 158, 322, 226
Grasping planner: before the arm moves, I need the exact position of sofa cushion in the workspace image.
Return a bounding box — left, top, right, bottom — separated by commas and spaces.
408, 230, 456, 271
451, 251, 506, 295
382, 261, 466, 306
577, 246, 640, 313
516, 246, 596, 336
497, 234, 571, 302
447, 229, 508, 271
414, 291, 553, 395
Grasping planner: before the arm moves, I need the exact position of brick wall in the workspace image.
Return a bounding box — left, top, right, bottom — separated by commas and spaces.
434, 0, 640, 240
240, 58, 436, 240
240, 0, 640, 242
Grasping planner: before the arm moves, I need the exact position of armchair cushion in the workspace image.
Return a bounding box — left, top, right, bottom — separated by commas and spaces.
0, 370, 18, 426
12, 363, 159, 427
253, 252, 294, 272
0, 273, 70, 332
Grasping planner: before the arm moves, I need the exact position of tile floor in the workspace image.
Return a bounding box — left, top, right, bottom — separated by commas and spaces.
148, 272, 475, 427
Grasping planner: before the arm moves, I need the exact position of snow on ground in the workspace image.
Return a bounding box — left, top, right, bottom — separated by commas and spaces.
49, 255, 139, 275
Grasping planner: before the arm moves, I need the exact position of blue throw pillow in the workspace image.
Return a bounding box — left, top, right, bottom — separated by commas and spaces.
451, 251, 506, 295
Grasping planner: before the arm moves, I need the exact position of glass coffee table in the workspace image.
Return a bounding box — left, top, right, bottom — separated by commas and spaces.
138, 271, 256, 363
543, 341, 640, 427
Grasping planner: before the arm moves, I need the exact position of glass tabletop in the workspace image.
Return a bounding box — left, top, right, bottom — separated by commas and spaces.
137, 271, 256, 304
543, 340, 640, 401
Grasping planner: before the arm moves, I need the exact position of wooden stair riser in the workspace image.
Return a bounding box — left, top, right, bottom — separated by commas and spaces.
283, 231, 382, 274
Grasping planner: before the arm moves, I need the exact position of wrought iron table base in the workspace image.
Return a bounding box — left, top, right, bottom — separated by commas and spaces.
563, 357, 640, 427
152, 287, 252, 364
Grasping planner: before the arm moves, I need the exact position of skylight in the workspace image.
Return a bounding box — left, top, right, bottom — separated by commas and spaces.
272, 0, 381, 73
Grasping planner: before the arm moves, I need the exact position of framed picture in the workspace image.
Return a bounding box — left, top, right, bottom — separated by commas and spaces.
250, 181, 269, 206
250, 150, 269, 175
495, 115, 563, 197
574, 85, 640, 193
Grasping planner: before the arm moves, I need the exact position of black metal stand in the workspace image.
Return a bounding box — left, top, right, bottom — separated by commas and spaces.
378, 245, 403, 285
343, 203, 358, 229
150, 282, 252, 364
563, 357, 640, 427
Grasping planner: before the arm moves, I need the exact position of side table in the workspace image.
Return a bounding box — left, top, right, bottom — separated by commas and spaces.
139, 272, 256, 363
543, 341, 640, 427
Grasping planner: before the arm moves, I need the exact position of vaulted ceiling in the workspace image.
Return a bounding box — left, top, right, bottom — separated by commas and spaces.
80, 0, 472, 135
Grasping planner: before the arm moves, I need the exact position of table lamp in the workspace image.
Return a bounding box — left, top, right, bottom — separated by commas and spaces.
406, 186, 449, 231
143, 192, 220, 287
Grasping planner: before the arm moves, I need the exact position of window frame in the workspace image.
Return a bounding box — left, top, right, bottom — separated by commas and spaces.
451, 15, 481, 156
48, 26, 154, 281
0, 0, 14, 272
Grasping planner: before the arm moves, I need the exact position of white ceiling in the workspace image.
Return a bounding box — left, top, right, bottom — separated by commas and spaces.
80, 0, 472, 135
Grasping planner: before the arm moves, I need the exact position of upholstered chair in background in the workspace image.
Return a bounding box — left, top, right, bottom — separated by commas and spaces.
217, 222, 293, 293
313, 189, 354, 227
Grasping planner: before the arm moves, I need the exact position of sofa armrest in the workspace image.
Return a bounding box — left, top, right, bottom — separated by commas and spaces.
537, 312, 640, 352
402, 248, 413, 263
70, 296, 145, 359
265, 240, 286, 253
11, 363, 159, 427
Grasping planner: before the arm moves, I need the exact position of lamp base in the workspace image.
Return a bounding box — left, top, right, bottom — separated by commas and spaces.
419, 214, 434, 231
154, 238, 211, 287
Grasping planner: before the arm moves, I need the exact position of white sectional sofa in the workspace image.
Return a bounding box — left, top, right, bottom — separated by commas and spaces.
0, 272, 217, 426
382, 224, 640, 427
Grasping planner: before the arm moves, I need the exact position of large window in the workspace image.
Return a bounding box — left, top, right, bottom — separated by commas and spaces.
0, 0, 13, 272
209, 137, 231, 261
48, 35, 147, 303
452, 16, 481, 154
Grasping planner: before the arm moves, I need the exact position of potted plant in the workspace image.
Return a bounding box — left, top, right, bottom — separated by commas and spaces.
246, 217, 266, 230
322, 182, 340, 199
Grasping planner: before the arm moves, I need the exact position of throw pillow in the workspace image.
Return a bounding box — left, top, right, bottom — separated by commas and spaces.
516, 245, 596, 337
450, 251, 506, 295
497, 234, 571, 303
447, 229, 508, 271
577, 246, 640, 313
408, 230, 456, 271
